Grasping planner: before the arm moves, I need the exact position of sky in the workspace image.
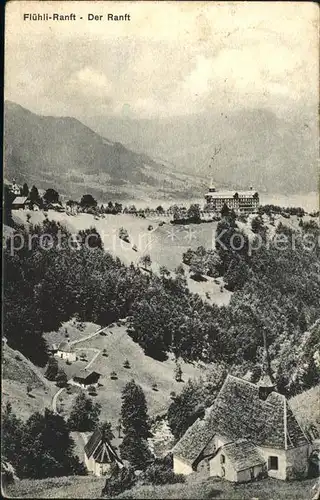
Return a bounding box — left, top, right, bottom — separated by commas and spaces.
5, 1, 319, 119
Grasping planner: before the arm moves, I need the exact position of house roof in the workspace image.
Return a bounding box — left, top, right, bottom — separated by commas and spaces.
57, 341, 74, 353
222, 439, 266, 472
205, 190, 258, 199
73, 370, 101, 384
12, 196, 28, 205
173, 375, 308, 465
257, 374, 275, 388
84, 428, 123, 465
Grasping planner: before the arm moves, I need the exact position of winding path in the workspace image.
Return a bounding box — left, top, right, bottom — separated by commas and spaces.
51, 325, 107, 413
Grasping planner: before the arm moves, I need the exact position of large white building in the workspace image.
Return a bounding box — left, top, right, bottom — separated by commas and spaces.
204, 183, 259, 214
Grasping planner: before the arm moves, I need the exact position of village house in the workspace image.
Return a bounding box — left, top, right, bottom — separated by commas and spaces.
54, 341, 77, 362
11, 196, 30, 210
70, 370, 101, 389
46, 202, 65, 212
84, 427, 123, 476
172, 374, 311, 482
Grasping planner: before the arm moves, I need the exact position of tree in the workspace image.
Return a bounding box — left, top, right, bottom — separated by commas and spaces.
156, 205, 164, 214
119, 227, 130, 243
102, 464, 136, 497
45, 357, 59, 381
100, 421, 115, 442
2, 403, 24, 466
55, 369, 68, 388
3, 185, 15, 226
68, 391, 101, 432
78, 227, 103, 249
187, 204, 201, 222
29, 185, 41, 205
21, 183, 29, 197
88, 385, 97, 396
3, 406, 86, 479
189, 255, 206, 281
120, 431, 152, 470
140, 254, 152, 270
221, 203, 230, 217
43, 188, 59, 205
174, 362, 182, 382
119, 380, 152, 469
160, 266, 170, 279
19, 409, 85, 478
80, 194, 97, 209
123, 359, 131, 369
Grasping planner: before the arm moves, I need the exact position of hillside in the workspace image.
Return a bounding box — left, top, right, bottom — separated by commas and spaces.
5, 474, 318, 499
2, 344, 54, 420
82, 106, 318, 194
4, 101, 205, 202
43, 320, 206, 425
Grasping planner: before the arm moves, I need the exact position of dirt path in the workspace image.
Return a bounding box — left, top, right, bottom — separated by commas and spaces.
51, 326, 106, 413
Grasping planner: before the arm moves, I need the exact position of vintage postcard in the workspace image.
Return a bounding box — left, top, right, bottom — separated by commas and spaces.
2, 1, 320, 499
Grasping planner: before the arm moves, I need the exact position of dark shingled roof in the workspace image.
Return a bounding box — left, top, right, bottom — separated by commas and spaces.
84, 428, 123, 465
173, 375, 309, 465
73, 371, 101, 385
222, 439, 266, 472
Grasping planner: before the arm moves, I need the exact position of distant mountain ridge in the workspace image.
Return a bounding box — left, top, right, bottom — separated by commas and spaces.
80, 106, 318, 194
4, 101, 206, 202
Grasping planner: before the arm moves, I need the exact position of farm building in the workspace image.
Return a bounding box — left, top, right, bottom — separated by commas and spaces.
54, 341, 77, 362
172, 374, 311, 482
71, 370, 101, 389
84, 427, 123, 476
46, 202, 65, 211
12, 196, 29, 210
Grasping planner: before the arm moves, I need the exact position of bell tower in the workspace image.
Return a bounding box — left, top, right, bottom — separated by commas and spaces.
258, 329, 276, 400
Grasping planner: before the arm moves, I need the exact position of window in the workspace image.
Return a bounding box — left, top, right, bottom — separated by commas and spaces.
268, 456, 279, 470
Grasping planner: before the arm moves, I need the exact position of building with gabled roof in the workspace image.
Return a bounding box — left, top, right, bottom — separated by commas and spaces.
12, 196, 29, 210
172, 374, 311, 482
71, 370, 101, 389
55, 340, 77, 362
84, 427, 123, 476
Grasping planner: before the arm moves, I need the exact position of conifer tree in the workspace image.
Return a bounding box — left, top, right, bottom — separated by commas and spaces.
119, 379, 152, 469
44, 356, 59, 381
68, 391, 101, 432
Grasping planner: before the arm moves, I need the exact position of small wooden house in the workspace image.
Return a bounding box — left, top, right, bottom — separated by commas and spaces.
71, 370, 101, 389
12, 196, 29, 210
84, 427, 123, 476
55, 341, 77, 362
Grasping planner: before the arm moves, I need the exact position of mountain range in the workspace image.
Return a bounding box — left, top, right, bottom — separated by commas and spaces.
4, 101, 206, 203
4, 101, 318, 203
80, 106, 318, 195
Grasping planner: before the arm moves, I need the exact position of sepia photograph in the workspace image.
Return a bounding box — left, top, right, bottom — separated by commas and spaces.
2, 1, 320, 498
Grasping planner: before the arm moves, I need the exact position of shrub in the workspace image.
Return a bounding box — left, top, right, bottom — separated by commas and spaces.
110, 371, 118, 380
152, 383, 158, 391
88, 385, 97, 396
119, 227, 130, 243
132, 244, 138, 252
102, 464, 136, 497
140, 459, 185, 485
102, 349, 108, 357
148, 225, 153, 231
123, 359, 131, 369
